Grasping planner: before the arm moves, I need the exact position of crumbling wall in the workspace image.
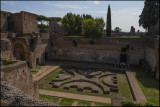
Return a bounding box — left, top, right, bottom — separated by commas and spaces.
12, 13, 23, 33
0, 38, 13, 59
0, 11, 12, 33
1, 61, 39, 98
30, 33, 50, 67
21, 11, 39, 33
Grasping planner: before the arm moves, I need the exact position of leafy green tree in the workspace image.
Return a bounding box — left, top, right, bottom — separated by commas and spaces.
61, 13, 93, 35
95, 17, 105, 36
75, 14, 82, 34
114, 27, 122, 33
61, 13, 77, 35
37, 15, 61, 32
139, 0, 159, 35
47, 17, 61, 22
82, 18, 105, 39
82, 14, 93, 20
106, 5, 112, 37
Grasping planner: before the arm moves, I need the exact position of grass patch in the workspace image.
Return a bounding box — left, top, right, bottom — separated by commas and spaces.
131, 66, 159, 106
120, 36, 140, 38
39, 94, 59, 103
31, 71, 37, 75
95, 102, 111, 106
77, 100, 91, 106
39, 94, 110, 106
39, 68, 63, 89
33, 66, 41, 69
120, 100, 154, 106
60, 97, 75, 106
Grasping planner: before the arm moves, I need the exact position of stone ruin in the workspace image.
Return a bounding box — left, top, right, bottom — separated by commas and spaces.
49, 69, 118, 94
130, 26, 135, 34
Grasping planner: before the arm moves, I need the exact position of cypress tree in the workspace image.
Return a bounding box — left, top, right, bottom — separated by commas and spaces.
106, 5, 111, 37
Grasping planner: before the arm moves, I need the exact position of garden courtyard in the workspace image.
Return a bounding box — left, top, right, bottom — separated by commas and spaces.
31, 62, 159, 106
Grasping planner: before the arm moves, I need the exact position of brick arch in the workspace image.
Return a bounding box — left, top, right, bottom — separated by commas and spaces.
12, 40, 30, 64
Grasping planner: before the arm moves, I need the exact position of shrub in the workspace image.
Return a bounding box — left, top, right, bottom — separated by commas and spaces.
120, 100, 140, 106
144, 102, 153, 106
2, 59, 15, 65
121, 100, 153, 106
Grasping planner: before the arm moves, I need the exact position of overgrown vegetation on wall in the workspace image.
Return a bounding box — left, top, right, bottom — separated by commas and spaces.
1, 59, 15, 65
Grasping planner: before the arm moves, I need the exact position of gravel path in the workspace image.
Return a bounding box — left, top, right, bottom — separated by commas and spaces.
33, 66, 59, 82
125, 70, 147, 103
39, 89, 111, 104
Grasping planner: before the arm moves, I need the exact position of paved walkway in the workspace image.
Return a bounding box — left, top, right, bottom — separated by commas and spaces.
125, 71, 147, 103
39, 89, 111, 104
33, 66, 59, 82
32, 65, 52, 78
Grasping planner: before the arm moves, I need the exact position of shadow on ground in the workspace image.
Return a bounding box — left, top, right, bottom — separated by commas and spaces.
130, 66, 159, 90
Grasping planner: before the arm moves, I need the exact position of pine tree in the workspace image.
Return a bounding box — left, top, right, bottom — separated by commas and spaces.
106, 5, 111, 37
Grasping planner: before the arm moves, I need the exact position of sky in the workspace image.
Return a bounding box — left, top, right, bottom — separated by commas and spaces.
1, 1, 145, 32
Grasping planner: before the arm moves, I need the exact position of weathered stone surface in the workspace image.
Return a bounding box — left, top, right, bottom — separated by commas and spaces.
1, 61, 38, 98
1, 81, 58, 106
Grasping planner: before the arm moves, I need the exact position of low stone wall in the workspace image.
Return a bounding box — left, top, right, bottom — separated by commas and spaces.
1, 61, 39, 98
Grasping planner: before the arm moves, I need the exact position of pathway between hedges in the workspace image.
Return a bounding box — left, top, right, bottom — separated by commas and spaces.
39, 89, 111, 104
125, 70, 147, 103
33, 66, 59, 82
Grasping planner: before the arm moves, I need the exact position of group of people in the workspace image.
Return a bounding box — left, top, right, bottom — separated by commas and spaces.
109, 62, 130, 69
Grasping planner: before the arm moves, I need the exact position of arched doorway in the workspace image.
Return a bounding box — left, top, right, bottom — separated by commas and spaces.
14, 43, 25, 60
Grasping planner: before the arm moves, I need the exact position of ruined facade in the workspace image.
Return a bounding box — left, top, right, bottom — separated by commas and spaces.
49, 20, 61, 35
1, 11, 50, 68
0, 10, 159, 80
130, 26, 135, 34
1, 11, 38, 33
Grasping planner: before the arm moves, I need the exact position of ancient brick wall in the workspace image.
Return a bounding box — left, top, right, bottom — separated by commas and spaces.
144, 39, 159, 80
51, 36, 146, 64
0, 38, 13, 59
12, 13, 23, 33
1, 61, 39, 98
31, 33, 50, 67
0, 11, 12, 33
21, 11, 39, 33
